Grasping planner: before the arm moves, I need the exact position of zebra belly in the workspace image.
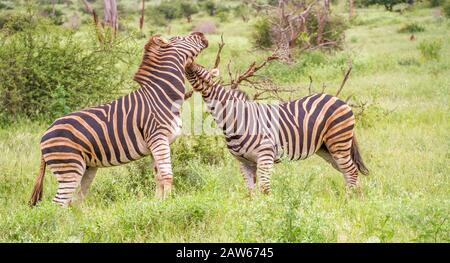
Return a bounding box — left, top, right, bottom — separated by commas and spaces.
41, 112, 151, 168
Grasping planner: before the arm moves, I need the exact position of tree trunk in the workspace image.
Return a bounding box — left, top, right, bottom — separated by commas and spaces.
51, 0, 56, 16
103, 0, 119, 33
349, 0, 354, 19
139, 0, 145, 31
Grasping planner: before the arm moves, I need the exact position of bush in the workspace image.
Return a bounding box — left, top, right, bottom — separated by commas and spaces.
155, 1, 182, 20
252, 17, 273, 48
146, 7, 169, 27
39, 6, 65, 25
359, 0, 414, 11
234, 4, 250, 22
306, 13, 348, 49
0, 12, 31, 31
428, 0, 445, 7
0, 1, 13, 10
398, 23, 425, 33
203, 0, 217, 16
417, 39, 442, 60
179, 2, 198, 22
444, 1, 450, 18
0, 15, 136, 123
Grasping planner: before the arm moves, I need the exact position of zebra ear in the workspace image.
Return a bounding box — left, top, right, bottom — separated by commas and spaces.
147, 34, 169, 49
210, 68, 220, 77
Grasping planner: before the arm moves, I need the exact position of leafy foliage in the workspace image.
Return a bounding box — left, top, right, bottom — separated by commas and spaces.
179, 2, 199, 22
444, 1, 450, 18
398, 23, 425, 33
252, 16, 273, 48
359, 0, 414, 11
306, 13, 348, 48
0, 15, 136, 123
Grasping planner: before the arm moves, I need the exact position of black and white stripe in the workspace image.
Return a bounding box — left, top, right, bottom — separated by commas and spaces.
30, 33, 209, 206
186, 63, 368, 194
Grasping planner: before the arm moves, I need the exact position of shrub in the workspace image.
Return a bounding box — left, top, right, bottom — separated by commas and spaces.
179, 2, 198, 23
155, 1, 181, 20
398, 23, 425, 33
216, 10, 229, 22
444, 1, 450, 18
0, 1, 13, 10
428, 0, 445, 7
146, 7, 169, 27
252, 17, 273, 48
359, 0, 414, 11
39, 6, 65, 25
0, 12, 32, 31
0, 16, 136, 123
306, 13, 348, 49
417, 39, 442, 60
203, 0, 217, 16
234, 4, 250, 22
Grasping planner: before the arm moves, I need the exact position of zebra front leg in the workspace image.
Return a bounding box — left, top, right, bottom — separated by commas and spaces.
239, 162, 257, 197
148, 137, 173, 199
256, 153, 275, 194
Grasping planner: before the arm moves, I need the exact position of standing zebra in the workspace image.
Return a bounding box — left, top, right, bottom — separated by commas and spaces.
29, 32, 209, 207
185, 63, 368, 195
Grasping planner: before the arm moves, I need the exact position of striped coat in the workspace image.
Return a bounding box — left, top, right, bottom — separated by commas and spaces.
186, 63, 368, 194
30, 33, 209, 206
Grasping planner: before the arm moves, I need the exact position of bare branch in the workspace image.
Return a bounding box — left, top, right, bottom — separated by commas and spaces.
139, 0, 145, 31
336, 59, 353, 97
229, 54, 279, 89
308, 75, 313, 95
214, 34, 225, 69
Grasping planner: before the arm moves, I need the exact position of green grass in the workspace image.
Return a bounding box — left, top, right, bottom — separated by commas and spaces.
0, 6, 449, 242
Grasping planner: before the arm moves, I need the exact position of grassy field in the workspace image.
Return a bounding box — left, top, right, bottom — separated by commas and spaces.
0, 4, 449, 242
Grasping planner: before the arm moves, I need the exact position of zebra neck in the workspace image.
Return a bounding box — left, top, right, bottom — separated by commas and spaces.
203, 84, 240, 134
137, 82, 184, 127
134, 65, 186, 122
202, 83, 229, 103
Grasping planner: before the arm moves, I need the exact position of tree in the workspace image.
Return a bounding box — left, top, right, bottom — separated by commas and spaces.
103, 0, 118, 33
139, 0, 144, 31
349, 0, 354, 18
180, 2, 198, 23
361, 0, 414, 11
234, 3, 251, 22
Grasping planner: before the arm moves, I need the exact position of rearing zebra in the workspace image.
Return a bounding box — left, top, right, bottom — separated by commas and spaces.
29, 32, 209, 207
185, 63, 368, 194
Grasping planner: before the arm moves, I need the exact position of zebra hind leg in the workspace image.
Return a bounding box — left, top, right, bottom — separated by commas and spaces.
50, 163, 86, 207
328, 148, 360, 189
76, 167, 98, 203
239, 162, 257, 197
316, 145, 340, 171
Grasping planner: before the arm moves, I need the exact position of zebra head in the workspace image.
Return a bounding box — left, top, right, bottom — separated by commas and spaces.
185, 63, 219, 93
133, 32, 209, 106
168, 32, 209, 68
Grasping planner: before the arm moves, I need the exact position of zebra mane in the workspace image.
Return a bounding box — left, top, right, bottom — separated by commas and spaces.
133, 35, 183, 86
188, 63, 250, 101
228, 89, 250, 101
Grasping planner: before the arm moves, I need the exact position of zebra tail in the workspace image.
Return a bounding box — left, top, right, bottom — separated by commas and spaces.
351, 136, 369, 176
29, 156, 46, 207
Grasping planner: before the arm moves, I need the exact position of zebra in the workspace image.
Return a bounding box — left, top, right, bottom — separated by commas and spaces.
29, 32, 209, 207
185, 63, 369, 195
